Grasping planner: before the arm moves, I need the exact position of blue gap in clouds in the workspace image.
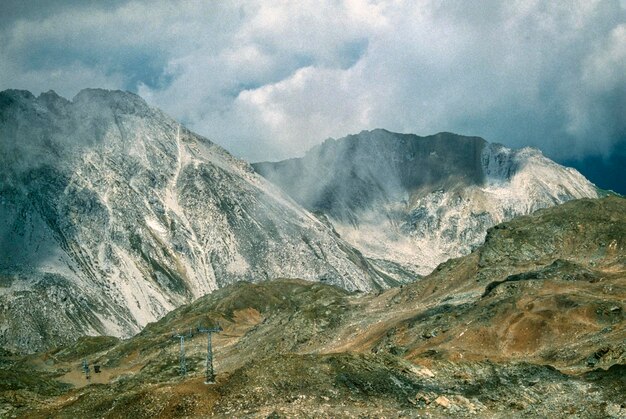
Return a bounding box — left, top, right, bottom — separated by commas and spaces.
561, 139, 626, 195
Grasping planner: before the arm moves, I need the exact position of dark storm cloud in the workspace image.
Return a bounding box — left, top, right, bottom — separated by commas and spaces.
0, 1, 624, 192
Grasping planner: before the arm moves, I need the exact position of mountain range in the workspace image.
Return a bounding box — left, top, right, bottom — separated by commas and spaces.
254, 129, 600, 274
0, 89, 602, 354
0, 89, 397, 353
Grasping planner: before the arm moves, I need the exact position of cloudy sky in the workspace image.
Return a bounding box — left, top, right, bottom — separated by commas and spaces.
1, 0, 624, 191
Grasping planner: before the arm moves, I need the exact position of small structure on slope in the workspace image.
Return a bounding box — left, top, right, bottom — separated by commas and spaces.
197, 325, 222, 384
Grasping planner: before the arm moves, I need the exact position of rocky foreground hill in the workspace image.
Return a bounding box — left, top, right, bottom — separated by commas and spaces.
2, 196, 624, 418
254, 129, 600, 274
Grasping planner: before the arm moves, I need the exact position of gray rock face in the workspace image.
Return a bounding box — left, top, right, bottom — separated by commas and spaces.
0, 89, 397, 353
253, 129, 599, 274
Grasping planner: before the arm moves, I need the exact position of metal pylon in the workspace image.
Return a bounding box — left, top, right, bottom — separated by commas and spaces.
172, 329, 193, 376
197, 325, 222, 384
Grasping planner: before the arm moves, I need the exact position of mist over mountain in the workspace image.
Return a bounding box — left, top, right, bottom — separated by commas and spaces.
0, 89, 400, 353
0, 87, 622, 417
254, 129, 599, 274
1, 1, 624, 416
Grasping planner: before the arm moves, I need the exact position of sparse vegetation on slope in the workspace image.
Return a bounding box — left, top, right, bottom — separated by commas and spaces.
2, 197, 625, 417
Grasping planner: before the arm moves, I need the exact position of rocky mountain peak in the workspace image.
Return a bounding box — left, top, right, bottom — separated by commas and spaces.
254, 130, 599, 274
71, 88, 150, 112
0, 89, 401, 353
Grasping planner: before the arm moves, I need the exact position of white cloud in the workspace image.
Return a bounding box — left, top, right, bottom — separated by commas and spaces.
1, 0, 624, 161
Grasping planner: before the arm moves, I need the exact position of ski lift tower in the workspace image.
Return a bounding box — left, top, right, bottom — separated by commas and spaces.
172, 329, 193, 376
197, 325, 222, 384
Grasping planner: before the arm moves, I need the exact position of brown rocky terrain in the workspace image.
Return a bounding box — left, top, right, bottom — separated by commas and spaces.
1, 196, 625, 418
